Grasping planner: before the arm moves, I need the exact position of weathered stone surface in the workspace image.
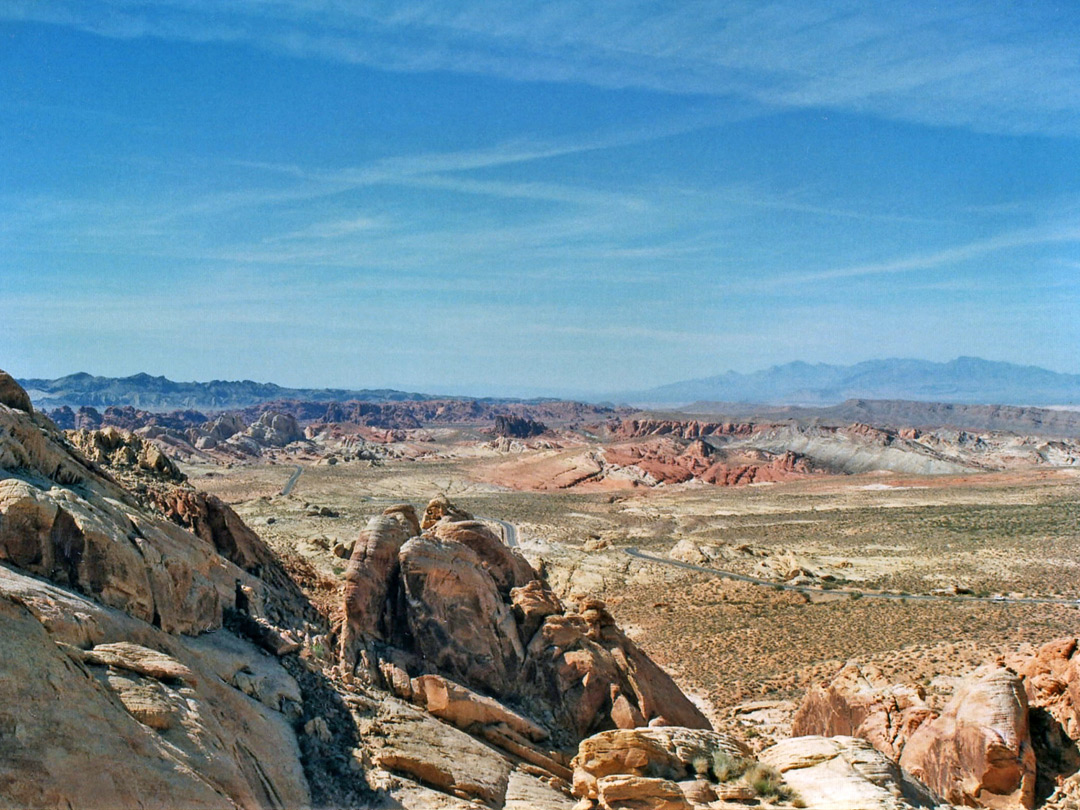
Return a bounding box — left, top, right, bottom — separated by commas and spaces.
399, 534, 525, 694
792, 661, 937, 760
0, 370, 33, 413
0, 565, 310, 810
899, 665, 1036, 810
84, 641, 197, 685
504, 768, 576, 809
411, 673, 548, 742
571, 727, 749, 801
595, 774, 690, 810
761, 735, 944, 810
374, 699, 512, 806
431, 518, 536, 594
340, 509, 417, 664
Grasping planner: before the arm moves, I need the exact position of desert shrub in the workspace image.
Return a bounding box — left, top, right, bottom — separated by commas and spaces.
745, 762, 796, 802
711, 750, 750, 782
691, 755, 710, 777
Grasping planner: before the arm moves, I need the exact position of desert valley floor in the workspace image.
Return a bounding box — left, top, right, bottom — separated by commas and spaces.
191, 450, 1080, 745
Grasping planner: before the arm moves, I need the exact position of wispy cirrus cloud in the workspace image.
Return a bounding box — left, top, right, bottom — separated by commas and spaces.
781, 222, 1080, 285
4, 0, 1079, 136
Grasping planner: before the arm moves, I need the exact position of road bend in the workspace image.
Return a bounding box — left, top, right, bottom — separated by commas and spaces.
280, 465, 303, 496
624, 547, 1078, 607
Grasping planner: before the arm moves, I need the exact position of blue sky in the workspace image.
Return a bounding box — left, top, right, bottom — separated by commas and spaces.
1, 1, 1078, 396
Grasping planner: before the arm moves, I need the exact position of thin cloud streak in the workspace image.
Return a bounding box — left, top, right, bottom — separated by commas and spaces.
784, 224, 1080, 285
4, 1, 1079, 136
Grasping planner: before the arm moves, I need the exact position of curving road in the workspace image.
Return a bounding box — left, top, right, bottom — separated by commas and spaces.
624, 547, 1079, 607
280, 465, 303, 496
483, 517, 519, 548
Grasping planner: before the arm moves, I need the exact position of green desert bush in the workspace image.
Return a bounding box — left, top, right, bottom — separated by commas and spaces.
711, 750, 751, 782
745, 762, 797, 802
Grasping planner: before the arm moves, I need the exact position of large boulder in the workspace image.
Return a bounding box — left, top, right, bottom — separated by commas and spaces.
760, 735, 945, 809
430, 518, 536, 595
398, 534, 525, 694
899, 665, 1036, 810
571, 726, 749, 802
0, 370, 33, 413
792, 662, 937, 760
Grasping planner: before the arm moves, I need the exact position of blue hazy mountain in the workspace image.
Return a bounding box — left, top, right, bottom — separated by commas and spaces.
629, 357, 1080, 407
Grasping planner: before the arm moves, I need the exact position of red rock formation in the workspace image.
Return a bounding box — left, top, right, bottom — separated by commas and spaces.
612, 419, 759, 440
341, 497, 712, 746
792, 662, 937, 760
899, 665, 1036, 810
431, 519, 536, 594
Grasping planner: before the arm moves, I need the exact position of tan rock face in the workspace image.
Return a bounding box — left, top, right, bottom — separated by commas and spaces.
0, 565, 309, 810
761, 735, 945, 810
792, 661, 937, 760
399, 534, 525, 693
340, 510, 416, 662
899, 665, 1036, 810
571, 727, 749, 801
594, 774, 690, 810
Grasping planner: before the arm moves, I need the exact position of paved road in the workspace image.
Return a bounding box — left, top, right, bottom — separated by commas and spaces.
483, 517, 519, 548
280, 465, 303, 496
624, 547, 1079, 607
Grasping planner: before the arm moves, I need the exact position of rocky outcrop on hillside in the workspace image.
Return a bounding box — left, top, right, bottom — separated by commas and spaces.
0, 372, 330, 808
792, 662, 936, 760
796, 660, 1054, 809
604, 437, 815, 486
341, 497, 711, 753
68, 425, 187, 484
494, 414, 548, 439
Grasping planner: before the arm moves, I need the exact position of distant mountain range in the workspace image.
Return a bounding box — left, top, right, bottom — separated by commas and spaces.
671, 399, 1080, 438
18, 372, 444, 411
629, 357, 1080, 407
